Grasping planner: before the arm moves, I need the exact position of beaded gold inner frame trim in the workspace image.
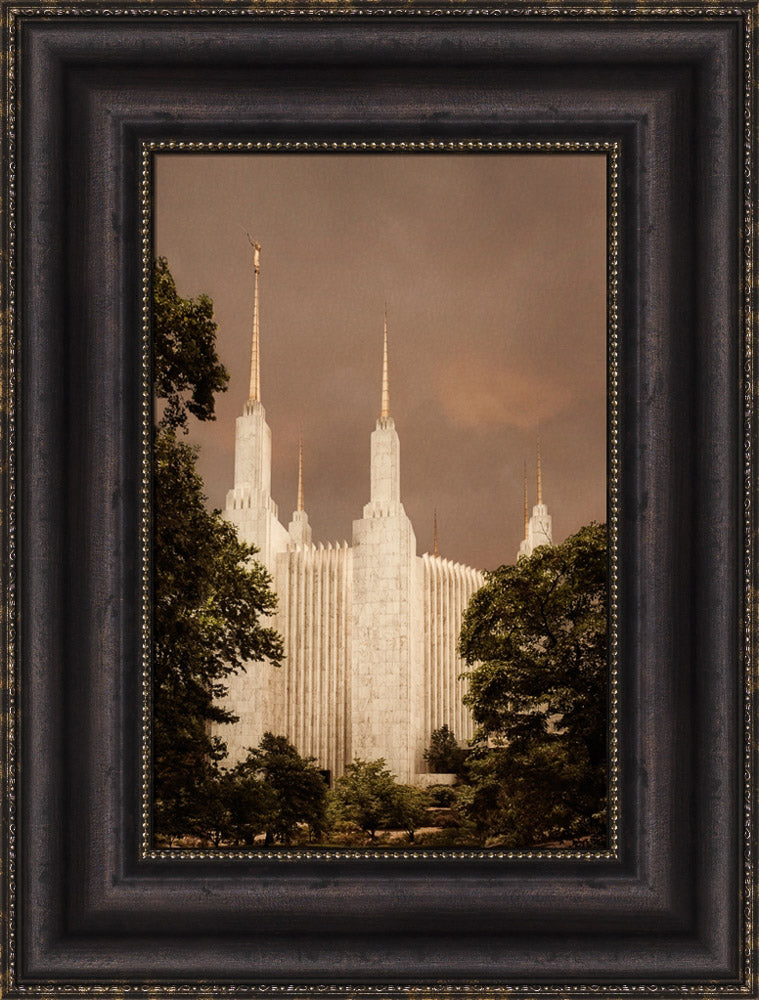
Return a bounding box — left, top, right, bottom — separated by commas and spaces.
138, 138, 621, 863
3, 3, 755, 995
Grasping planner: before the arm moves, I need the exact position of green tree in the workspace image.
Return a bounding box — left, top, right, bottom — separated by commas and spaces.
459, 522, 607, 848
152, 258, 284, 846
388, 785, 431, 843
423, 724, 467, 775
330, 758, 399, 840
153, 256, 229, 432
191, 767, 237, 848
240, 733, 328, 845
221, 757, 279, 847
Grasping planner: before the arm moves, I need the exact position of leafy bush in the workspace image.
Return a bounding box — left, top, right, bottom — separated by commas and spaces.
427, 784, 458, 807
423, 725, 467, 775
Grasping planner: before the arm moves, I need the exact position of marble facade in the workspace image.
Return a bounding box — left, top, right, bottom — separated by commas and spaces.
218, 252, 550, 785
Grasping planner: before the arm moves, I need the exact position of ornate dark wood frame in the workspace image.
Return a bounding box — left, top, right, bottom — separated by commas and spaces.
1, 3, 755, 995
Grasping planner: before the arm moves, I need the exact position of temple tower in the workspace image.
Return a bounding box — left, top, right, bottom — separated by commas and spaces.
350, 318, 424, 783
518, 440, 553, 559
288, 436, 313, 547
225, 241, 290, 571
216, 252, 533, 782
221, 242, 290, 763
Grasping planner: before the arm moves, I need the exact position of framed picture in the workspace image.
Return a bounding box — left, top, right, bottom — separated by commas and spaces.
149, 149, 611, 854
2, 1, 754, 994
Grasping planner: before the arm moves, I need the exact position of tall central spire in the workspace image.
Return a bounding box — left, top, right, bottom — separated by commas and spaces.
248, 238, 262, 403
523, 461, 529, 536
297, 435, 304, 512
381, 309, 390, 419
366, 307, 401, 511
537, 436, 543, 505
287, 431, 312, 547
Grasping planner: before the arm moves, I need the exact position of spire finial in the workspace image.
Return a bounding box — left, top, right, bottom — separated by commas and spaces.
247, 234, 262, 403
381, 308, 390, 419
297, 434, 304, 512
537, 435, 543, 506
433, 508, 439, 557
523, 461, 529, 536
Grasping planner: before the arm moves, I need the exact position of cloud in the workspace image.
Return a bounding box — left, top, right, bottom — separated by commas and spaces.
432, 356, 574, 431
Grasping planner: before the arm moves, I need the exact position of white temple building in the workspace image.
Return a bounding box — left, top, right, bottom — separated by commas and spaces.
219, 246, 552, 785
517, 448, 553, 562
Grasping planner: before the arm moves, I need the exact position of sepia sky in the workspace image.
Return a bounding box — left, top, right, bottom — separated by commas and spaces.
154, 153, 607, 571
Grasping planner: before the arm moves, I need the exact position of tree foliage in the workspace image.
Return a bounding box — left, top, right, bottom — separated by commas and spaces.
244, 733, 328, 845
387, 785, 431, 842
423, 724, 467, 775
152, 258, 284, 846
329, 758, 431, 842
459, 522, 608, 848
216, 763, 276, 848
153, 256, 229, 432
330, 759, 401, 840
178, 734, 328, 848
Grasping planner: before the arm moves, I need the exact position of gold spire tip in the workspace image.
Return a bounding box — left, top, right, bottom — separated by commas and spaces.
248, 239, 261, 403
297, 435, 304, 512
245, 231, 262, 272
537, 436, 543, 506
381, 315, 390, 420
